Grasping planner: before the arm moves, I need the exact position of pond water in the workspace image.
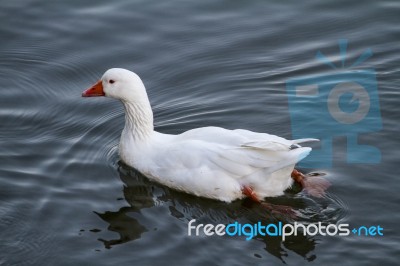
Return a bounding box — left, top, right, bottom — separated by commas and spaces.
0, 0, 399, 265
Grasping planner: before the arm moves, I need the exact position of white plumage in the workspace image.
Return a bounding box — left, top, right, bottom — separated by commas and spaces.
83, 68, 319, 202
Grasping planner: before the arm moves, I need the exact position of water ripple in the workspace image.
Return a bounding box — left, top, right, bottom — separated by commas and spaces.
1, 0, 399, 265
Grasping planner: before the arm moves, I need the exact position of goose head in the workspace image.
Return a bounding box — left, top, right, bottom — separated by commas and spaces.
82, 68, 147, 103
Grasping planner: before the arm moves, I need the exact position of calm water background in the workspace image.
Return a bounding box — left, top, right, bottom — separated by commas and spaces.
1, 0, 399, 265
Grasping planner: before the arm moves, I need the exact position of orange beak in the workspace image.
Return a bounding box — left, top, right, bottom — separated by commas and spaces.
82, 80, 105, 97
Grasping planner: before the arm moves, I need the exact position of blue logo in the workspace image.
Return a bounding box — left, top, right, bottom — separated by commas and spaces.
286, 40, 382, 168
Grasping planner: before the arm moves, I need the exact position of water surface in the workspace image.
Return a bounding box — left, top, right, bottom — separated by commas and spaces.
0, 0, 399, 265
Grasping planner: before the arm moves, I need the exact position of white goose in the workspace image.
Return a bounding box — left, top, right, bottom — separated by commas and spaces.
82, 68, 329, 204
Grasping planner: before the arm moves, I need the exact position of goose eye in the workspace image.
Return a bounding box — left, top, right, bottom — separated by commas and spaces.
109, 79, 115, 84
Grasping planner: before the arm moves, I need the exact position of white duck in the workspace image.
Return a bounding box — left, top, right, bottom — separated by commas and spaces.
82, 68, 329, 204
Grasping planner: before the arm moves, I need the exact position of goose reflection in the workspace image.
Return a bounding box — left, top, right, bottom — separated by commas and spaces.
95, 161, 345, 263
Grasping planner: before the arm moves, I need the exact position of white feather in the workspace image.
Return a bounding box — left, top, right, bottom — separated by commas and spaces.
94, 68, 318, 202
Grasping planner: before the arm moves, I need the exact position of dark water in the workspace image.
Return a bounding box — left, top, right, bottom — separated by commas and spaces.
1, 0, 399, 265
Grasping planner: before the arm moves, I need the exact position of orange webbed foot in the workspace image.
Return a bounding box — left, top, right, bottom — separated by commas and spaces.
241, 185, 297, 218
291, 169, 331, 198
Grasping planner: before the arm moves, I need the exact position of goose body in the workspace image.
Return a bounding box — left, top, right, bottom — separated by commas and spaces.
82, 68, 318, 202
